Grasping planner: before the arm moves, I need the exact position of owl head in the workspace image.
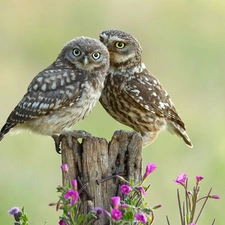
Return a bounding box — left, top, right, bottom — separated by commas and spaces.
99, 29, 142, 66
58, 37, 109, 72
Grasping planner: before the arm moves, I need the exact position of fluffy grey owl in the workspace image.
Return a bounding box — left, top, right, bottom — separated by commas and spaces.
0, 37, 109, 151
99, 29, 192, 148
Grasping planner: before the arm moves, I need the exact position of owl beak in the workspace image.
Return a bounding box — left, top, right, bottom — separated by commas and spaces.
83, 56, 89, 66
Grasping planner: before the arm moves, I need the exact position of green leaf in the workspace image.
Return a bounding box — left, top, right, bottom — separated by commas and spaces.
129, 179, 135, 186
77, 214, 85, 223
123, 210, 134, 221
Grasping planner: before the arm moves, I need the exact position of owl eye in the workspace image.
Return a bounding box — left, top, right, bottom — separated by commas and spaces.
73, 48, 81, 56
115, 42, 125, 49
92, 52, 101, 60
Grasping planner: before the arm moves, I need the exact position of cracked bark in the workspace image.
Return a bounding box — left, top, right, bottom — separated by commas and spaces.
61, 130, 142, 224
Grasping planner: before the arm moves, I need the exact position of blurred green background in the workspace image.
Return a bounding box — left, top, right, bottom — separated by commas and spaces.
0, 0, 224, 224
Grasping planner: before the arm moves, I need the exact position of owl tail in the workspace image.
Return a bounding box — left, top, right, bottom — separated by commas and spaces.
0, 123, 16, 141
167, 121, 193, 148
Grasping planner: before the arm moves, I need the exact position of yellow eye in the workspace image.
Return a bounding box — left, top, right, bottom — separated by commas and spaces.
115, 42, 125, 49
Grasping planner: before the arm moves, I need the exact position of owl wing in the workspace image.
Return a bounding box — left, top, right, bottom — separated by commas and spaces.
124, 70, 185, 129
5, 68, 84, 126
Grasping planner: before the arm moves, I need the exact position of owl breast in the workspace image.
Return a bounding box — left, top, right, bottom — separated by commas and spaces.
17, 82, 102, 136
100, 71, 167, 135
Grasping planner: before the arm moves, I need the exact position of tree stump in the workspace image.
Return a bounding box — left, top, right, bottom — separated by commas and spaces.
61, 130, 143, 224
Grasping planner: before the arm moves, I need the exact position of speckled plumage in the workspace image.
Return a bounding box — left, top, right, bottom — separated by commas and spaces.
99, 29, 192, 147
0, 37, 109, 141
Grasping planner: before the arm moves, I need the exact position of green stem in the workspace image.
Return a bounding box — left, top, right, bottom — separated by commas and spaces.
194, 188, 212, 224
196, 195, 210, 203
189, 186, 198, 222
166, 215, 171, 225
184, 179, 191, 221
177, 189, 185, 225
135, 196, 142, 207
145, 184, 151, 192
70, 209, 76, 225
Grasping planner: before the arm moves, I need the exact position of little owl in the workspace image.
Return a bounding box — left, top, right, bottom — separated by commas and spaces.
99, 29, 192, 148
0, 37, 109, 152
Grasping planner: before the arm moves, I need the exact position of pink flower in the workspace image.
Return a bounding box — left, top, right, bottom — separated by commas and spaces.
196, 176, 204, 183
111, 208, 122, 220
59, 219, 66, 225
72, 179, 77, 190
175, 173, 187, 185
121, 184, 132, 194
188, 223, 196, 225
111, 196, 120, 208
135, 212, 147, 224
209, 195, 220, 199
138, 186, 146, 195
143, 163, 157, 180
152, 204, 162, 209
61, 164, 68, 172
64, 190, 79, 206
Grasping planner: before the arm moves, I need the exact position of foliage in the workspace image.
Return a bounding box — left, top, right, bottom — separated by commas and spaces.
8, 163, 219, 225
8, 207, 29, 225
166, 174, 220, 225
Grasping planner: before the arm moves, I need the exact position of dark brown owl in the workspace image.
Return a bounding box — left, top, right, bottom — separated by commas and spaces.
0, 37, 109, 149
99, 29, 192, 148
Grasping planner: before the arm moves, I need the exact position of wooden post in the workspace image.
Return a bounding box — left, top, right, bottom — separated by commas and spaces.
61, 130, 143, 224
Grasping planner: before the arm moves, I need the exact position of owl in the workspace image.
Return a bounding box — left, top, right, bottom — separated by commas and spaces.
0, 37, 109, 152
99, 29, 193, 148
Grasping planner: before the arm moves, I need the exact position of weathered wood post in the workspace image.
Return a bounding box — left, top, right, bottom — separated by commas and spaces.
61, 130, 143, 224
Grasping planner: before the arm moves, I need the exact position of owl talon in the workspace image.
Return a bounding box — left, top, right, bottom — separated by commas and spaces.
62, 130, 92, 149
52, 135, 62, 154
